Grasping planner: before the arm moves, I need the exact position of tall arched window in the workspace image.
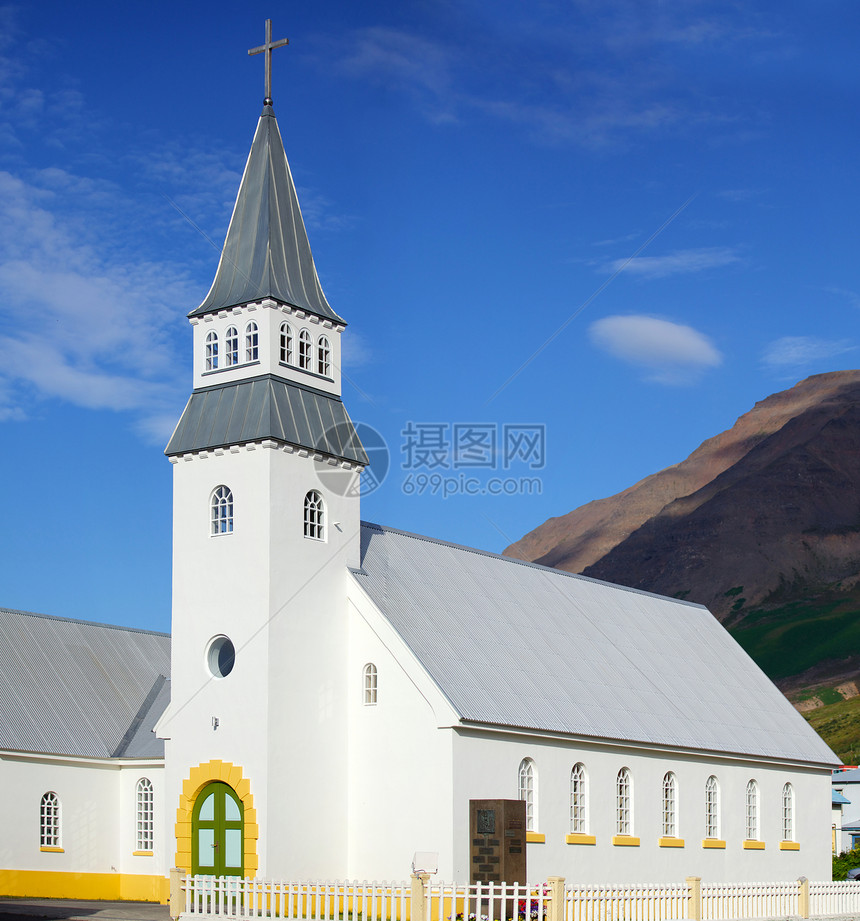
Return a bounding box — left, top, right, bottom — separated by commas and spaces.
40, 792, 60, 848
570, 763, 587, 834
662, 772, 678, 838
136, 777, 154, 851
745, 779, 759, 840
280, 322, 293, 364
616, 767, 632, 835
298, 329, 312, 370
205, 331, 219, 370
245, 321, 259, 362
782, 783, 794, 842
363, 663, 378, 705
705, 775, 720, 839
518, 758, 537, 832
318, 335, 331, 377
225, 326, 238, 366
304, 490, 325, 540
211, 486, 234, 535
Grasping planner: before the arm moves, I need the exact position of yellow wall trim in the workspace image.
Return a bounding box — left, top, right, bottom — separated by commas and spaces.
565, 833, 596, 845
38, 846, 64, 853
175, 760, 258, 874
0, 869, 168, 903
702, 838, 726, 849
526, 832, 545, 843
780, 841, 800, 851
612, 835, 640, 846
659, 837, 685, 847
132, 850, 153, 857
743, 840, 765, 850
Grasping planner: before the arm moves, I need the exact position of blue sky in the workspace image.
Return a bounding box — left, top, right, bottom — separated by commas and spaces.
1, 1, 858, 631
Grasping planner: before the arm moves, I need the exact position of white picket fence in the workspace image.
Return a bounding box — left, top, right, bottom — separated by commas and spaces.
176, 874, 860, 921
809, 880, 860, 917
700, 882, 798, 920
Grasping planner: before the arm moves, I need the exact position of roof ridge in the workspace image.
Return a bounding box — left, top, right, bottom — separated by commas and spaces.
359, 520, 708, 609
0, 606, 170, 638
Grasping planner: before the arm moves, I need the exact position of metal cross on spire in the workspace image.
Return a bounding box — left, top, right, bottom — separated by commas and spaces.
248, 19, 289, 106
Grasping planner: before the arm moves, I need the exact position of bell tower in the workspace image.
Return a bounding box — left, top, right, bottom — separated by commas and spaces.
158, 21, 367, 879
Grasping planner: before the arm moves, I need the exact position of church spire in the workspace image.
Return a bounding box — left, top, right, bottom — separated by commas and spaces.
190, 22, 342, 324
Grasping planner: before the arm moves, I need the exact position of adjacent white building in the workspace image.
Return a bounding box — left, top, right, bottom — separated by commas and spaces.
0, 79, 840, 902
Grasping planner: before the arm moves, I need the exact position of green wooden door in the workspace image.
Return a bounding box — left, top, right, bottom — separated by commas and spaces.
192, 782, 244, 876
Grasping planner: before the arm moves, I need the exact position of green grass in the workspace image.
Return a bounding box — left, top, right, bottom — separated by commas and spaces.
804, 694, 860, 763
728, 593, 860, 680
819, 686, 845, 706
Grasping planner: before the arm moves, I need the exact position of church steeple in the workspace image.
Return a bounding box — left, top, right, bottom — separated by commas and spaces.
190, 103, 343, 324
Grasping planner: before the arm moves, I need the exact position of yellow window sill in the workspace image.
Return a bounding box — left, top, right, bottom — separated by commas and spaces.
743, 840, 765, 850
702, 839, 726, 849
612, 835, 640, 847
780, 841, 800, 851
132, 850, 154, 857
566, 833, 596, 845
40, 846, 64, 853
659, 837, 685, 847
526, 832, 545, 843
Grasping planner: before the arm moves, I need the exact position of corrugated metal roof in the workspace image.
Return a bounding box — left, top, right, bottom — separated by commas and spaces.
834, 790, 852, 805
165, 374, 368, 464
190, 104, 343, 324
834, 767, 860, 783
354, 522, 838, 766
0, 607, 170, 759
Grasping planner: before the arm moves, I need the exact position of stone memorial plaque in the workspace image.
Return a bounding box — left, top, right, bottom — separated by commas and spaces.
469, 798, 526, 890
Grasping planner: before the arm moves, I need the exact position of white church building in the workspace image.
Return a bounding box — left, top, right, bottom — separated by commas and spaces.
0, 52, 839, 903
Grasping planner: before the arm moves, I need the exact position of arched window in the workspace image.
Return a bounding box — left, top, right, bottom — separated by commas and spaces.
298, 329, 312, 370
280, 322, 293, 364
662, 772, 677, 838
205, 331, 219, 371
616, 767, 632, 835
782, 783, 795, 842
705, 775, 720, 839
40, 792, 60, 848
570, 763, 587, 834
745, 779, 759, 840
245, 321, 259, 362
304, 490, 325, 540
225, 327, 238, 366
518, 758, 537, 832
363, 663, 378, 705
136, 777, 154, 851
211, 486, 233, 535
318, 335, 331, 377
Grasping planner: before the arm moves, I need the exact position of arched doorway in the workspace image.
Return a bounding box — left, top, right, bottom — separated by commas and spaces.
191, 781, 244, 876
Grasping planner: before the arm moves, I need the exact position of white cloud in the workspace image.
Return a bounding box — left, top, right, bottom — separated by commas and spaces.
589, 315, 723, 384
0, 169, 196, 434
762, 336, 855, 370
606, 246, 742, 279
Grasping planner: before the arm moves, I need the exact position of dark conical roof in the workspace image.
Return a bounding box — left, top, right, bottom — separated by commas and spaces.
190, 104, 344, 323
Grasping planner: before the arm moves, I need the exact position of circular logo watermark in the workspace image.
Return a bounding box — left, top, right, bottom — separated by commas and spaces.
313, 421, 390, 498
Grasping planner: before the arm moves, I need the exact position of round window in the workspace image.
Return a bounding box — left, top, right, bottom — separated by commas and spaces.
206, 635, 235, 678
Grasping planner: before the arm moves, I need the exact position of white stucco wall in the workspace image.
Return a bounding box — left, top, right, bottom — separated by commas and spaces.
346, 587, 458, 880
0, 753, 165, 878
451, 729, 831, 884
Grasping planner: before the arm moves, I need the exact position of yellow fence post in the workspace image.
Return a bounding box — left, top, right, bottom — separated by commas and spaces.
798, 877, 810, 919
169, 867, 183, 920
411, 872, 429, 921
547, 876, 566, 921
686, 876, 702, 921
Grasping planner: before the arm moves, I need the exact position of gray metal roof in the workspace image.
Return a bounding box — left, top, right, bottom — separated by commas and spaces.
354, 522, 838, 766
165, 374, 368, 464
190, 104, 343, 324
834, 768, 860, 783
0, 607, 170, 759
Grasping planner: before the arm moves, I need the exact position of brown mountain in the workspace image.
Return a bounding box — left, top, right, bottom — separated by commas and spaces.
504, 370, 860, 621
